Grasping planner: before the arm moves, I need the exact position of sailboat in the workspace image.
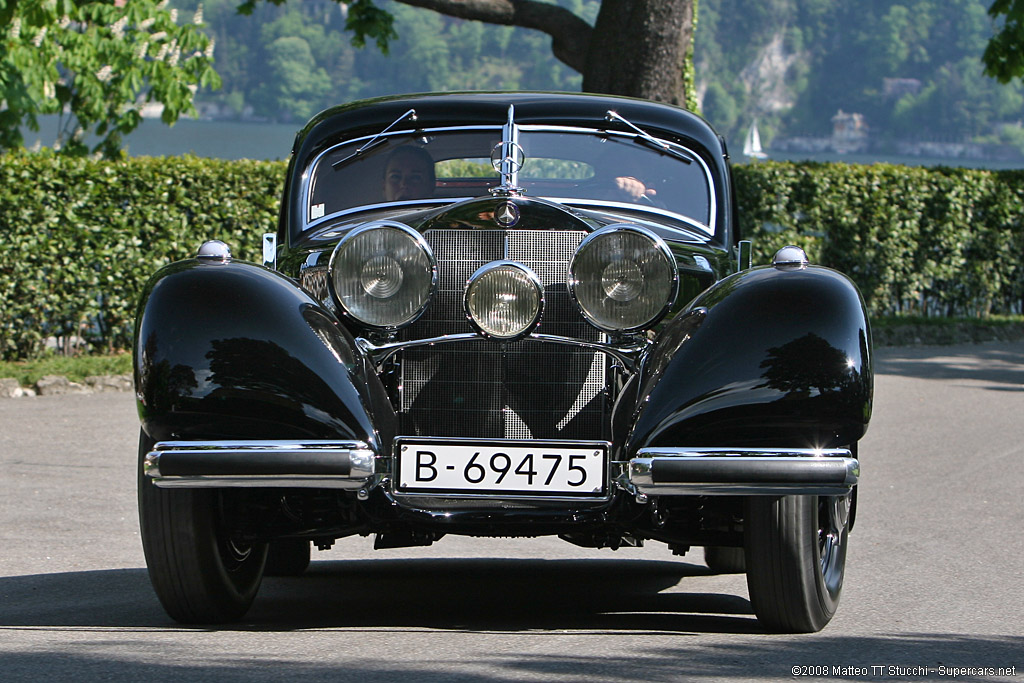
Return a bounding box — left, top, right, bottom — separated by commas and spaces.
743, 120, 768, 160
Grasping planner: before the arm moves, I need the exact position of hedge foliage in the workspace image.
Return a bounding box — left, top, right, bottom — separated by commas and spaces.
734, 162, 1024, 319
2, 154, 1024, 360
0, 152, 283, 360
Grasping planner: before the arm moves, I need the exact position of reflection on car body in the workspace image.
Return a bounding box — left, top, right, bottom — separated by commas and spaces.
134, 92, 872, 633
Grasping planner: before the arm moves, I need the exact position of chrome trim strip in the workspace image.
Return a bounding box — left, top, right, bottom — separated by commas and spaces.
628, 447, 858, 496
150, 476, 370, 490
144, 440, 376, 489
357, 332, 648, 372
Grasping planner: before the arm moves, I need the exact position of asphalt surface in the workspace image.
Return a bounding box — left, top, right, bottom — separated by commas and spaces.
0, 342, 1022, 682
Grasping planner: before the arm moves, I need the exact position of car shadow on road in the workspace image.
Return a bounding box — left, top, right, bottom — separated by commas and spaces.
0, 558, 758, 634
874, 341, 1024, 388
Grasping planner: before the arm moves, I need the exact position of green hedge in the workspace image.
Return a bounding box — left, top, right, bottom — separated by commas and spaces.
2, 154, 1023, 360
0, 152, 284, 360
734, 162, 1024, 318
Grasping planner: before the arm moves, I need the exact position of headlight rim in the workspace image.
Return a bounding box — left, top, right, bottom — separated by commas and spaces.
463, 260, 545, 342
327, 220, 437, 331
568, 223, 679, 333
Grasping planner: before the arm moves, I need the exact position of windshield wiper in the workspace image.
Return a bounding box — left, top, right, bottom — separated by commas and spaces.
332, 108, 418, 169
605, 110, 693, 164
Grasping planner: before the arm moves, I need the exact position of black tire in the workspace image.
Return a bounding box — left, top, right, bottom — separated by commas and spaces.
704, 546, 746, 574
744, 493, 851, 633
138, 430, 268, 624
265, 538, 311, 577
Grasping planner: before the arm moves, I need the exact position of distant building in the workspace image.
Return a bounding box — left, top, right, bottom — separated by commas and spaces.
831, 110, 868, 154
883, 78, 922, 99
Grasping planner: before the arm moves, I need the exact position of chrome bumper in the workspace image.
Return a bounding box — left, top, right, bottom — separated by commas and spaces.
628, 447, 859, 496
144, 440, 376, 489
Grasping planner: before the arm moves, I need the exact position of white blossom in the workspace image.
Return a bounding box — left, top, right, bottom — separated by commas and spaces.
43, 81, 55, 99
150, 31, 168, 42
96, 65, 113, 83
111, 17, 128, 40
156, 44, 169, 61
193, 5, 204, 25
204, 37, 216, 60
157, 0, 169, 10
138, 18, 156, 31
31, 27, 47, 48
10, 17, 21, 40
58, 16, 71, 29
168, 45, 181, 67
169, 9, 178, 23
134, 40, 149, 59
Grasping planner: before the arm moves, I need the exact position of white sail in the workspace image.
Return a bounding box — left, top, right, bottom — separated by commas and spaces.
743, 120, 768, 160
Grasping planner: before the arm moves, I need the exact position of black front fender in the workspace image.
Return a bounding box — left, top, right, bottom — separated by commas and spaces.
623, 265, 873, 452
133, 258, 396, 451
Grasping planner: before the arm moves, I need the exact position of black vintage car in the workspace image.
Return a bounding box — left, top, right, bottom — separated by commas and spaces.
135, 92, 872, 632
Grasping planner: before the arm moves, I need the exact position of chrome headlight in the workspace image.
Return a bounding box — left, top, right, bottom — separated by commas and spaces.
568, 224, 678, 332
329, 222, 436, 329
464, 261, 543, 341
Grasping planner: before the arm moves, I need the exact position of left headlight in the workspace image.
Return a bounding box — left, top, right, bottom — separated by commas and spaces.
329, 221, 437, 329
568, 224, 678, 332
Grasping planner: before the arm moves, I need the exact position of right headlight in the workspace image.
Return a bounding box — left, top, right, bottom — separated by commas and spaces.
328, 221, 436, 329
568, 224, 678, 332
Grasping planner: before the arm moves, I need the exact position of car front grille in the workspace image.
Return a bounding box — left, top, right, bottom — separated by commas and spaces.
399, 229, 607, 441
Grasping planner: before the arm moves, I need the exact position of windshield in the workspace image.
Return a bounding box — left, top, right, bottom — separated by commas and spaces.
305, 127, 714, 234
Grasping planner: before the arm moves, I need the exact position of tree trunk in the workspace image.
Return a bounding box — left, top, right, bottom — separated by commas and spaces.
582, 0, 694, 106
394, 0, 695, 106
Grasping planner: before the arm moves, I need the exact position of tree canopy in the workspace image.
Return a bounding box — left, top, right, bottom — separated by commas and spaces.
983, 0, 1024, 84
1, 0, 219, 157
236, 0, 698, 108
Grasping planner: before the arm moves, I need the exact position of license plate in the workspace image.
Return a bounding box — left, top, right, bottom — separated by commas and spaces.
395, 438, 608, 496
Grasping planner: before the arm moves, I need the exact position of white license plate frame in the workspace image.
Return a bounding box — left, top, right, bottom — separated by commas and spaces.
394, 437, 609, 498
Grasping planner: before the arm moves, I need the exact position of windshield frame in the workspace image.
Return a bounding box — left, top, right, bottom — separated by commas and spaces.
301, 124, 717, 238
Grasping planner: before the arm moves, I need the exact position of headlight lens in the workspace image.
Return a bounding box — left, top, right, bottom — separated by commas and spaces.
329, 222, 436, 328
465, 261, 543, 341
568, 225, 677, 332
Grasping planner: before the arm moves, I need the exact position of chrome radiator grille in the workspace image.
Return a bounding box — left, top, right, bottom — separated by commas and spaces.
399, 229, 607, 440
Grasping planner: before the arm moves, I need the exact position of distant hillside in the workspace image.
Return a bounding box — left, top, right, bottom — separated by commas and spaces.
697, 0, 1024, 159
177, 0, 1024, 158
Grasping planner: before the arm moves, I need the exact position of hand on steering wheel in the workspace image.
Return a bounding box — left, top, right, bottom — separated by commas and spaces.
614, 176, 657, 203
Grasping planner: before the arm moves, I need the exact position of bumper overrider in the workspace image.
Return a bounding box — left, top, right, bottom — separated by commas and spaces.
628, 447, 859, 496
144, 441, 858, 497
144, 440, 376, 489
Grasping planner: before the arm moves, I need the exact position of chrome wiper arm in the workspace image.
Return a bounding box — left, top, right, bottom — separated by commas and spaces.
332, 108, 417, 169
605, 110, 693, 164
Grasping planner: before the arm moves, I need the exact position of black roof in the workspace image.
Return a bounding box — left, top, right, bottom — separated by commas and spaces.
293, 91, 727, 164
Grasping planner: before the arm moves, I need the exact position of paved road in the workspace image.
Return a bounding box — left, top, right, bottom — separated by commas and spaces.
1, 343, 1022, 682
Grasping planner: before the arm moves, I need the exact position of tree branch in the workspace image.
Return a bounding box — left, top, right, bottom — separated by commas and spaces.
394, 0, 592, 73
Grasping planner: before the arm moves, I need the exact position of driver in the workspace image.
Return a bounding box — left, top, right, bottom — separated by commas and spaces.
383, 146, 436, 201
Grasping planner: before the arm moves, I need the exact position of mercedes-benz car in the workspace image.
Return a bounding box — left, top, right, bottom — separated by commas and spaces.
135, 92, 872, 632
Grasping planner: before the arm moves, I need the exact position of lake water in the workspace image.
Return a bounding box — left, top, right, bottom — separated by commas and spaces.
26, 115, 300, 160
22, 115, 1024, 169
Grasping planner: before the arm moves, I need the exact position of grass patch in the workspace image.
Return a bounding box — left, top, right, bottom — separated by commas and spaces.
0, 352, 132, 387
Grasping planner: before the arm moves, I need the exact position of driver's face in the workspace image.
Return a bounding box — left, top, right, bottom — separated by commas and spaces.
384, 154, 434, 201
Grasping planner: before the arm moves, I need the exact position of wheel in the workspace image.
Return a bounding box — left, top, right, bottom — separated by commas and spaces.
137, 430, 268, 624
704, 546, 746, 574
265, 538, 311, 577
744, 492, 851, 633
